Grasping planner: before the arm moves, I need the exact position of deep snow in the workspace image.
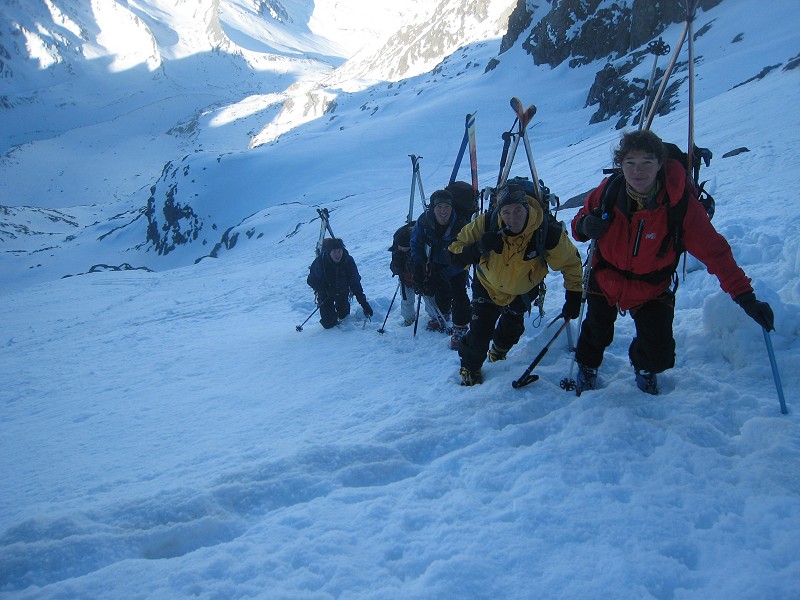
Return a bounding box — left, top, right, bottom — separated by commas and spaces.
1, 1, 799, 598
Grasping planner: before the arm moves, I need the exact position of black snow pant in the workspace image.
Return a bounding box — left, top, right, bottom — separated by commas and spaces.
576, 287, 676, 374
458, 278, 528, 372
319, 293, 350, 329
431, 270, 471, 327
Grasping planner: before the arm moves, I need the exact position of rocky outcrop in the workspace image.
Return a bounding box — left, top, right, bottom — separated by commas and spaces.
522, 0, 723, 68
512, 0, 723, 128
144, 161, 203, 256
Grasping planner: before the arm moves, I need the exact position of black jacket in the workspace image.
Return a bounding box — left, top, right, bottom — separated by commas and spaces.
307, 250, 366, 303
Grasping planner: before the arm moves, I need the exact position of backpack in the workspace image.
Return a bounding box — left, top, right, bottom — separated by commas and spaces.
445, 180, 478, 223
484, 176, 564, 267
663, 142, 715, 220
389, 221, 415, 250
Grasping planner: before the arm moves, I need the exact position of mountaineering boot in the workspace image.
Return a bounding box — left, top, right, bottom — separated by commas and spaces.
575, 363, 598, 396
488, 343, 509, 362
401, 318, 415, 327
450, 325, 468, 350
459, 367, 483, 386
634, 367, 659, 395
426, 315, 447, 333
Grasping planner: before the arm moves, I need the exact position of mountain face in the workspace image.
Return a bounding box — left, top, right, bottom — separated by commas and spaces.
522, 0, 724, 68
4, 0, 794, 287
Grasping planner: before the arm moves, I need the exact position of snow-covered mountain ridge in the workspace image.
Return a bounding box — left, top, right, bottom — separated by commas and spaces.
1, 0, 798, 294
1, 2, 799, 597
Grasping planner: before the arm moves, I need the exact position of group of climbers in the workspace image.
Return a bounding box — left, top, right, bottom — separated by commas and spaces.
307, 130, 774, 394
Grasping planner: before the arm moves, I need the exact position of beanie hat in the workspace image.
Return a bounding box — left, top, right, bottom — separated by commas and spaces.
495, 185, 528, 210
430, 189, 453, 208
323, 237, 345, 251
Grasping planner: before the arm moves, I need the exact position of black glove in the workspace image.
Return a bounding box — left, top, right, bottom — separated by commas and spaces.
735, 292, 774, 331
480, 230, 505, 254
579, 210, 610, 239
561, 290, 582, 320
420, 271, 440, 297
361, 301, 373, 319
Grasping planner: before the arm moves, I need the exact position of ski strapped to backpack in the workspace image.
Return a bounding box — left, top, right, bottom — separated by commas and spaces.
485, 98, 567, 321
315, 208, 336, 257
407, 154, 427, 222
496, 98, 537, 190
450, 112, 478, 189
488, 97, 564, 263
636, 37, 671, 130
643, 0, 701, 131
447, 113, 480, 222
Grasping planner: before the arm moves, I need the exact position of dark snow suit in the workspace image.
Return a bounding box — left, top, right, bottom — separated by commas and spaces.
410, 209, 471, 327
307, 250, 367, 329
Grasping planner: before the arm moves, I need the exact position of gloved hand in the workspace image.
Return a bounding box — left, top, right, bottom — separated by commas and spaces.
735, 292, 774, 331
480, 229, 505, 254
579, 209, 610, 239
561, 290, 582, 320
361, 301, 374, 319
314, 290, 329, 306
420, 271, 440, 297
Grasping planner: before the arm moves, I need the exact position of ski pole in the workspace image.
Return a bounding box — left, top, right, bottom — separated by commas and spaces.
512, 317, 570, 389
296, 306, 319, 332
425, 295, 451, 334
412, 294, 423, 337
378, 281, 401, 334
566, 320, 575, 353
561, 236, 601, 391
762, 328, 788, 415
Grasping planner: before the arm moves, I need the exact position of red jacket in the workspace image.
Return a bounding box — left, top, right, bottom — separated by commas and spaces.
571, 159, 752, 310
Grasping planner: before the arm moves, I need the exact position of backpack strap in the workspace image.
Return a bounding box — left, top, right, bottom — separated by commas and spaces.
594, 176, 690, 288
656, 180, 691, 259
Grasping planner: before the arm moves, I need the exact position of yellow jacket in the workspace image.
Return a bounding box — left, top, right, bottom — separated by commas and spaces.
449, 198, 583, 307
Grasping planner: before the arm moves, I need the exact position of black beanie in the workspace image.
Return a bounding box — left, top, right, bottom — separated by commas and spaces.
430, 189, 453, 208
323, 237, 345, 251
496, 185, 528, 210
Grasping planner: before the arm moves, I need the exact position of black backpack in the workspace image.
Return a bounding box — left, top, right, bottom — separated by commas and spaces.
663, 142, 715, 220
445, 181, 479, 223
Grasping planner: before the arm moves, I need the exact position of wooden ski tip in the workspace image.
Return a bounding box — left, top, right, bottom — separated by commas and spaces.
510, 96, 523, 110
525, 105, 537, 119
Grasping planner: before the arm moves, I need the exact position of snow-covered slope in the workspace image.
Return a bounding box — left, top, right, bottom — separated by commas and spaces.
1, 3, 799, 596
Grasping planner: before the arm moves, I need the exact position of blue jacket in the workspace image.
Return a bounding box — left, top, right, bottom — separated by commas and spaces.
410, 209, 466, 278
